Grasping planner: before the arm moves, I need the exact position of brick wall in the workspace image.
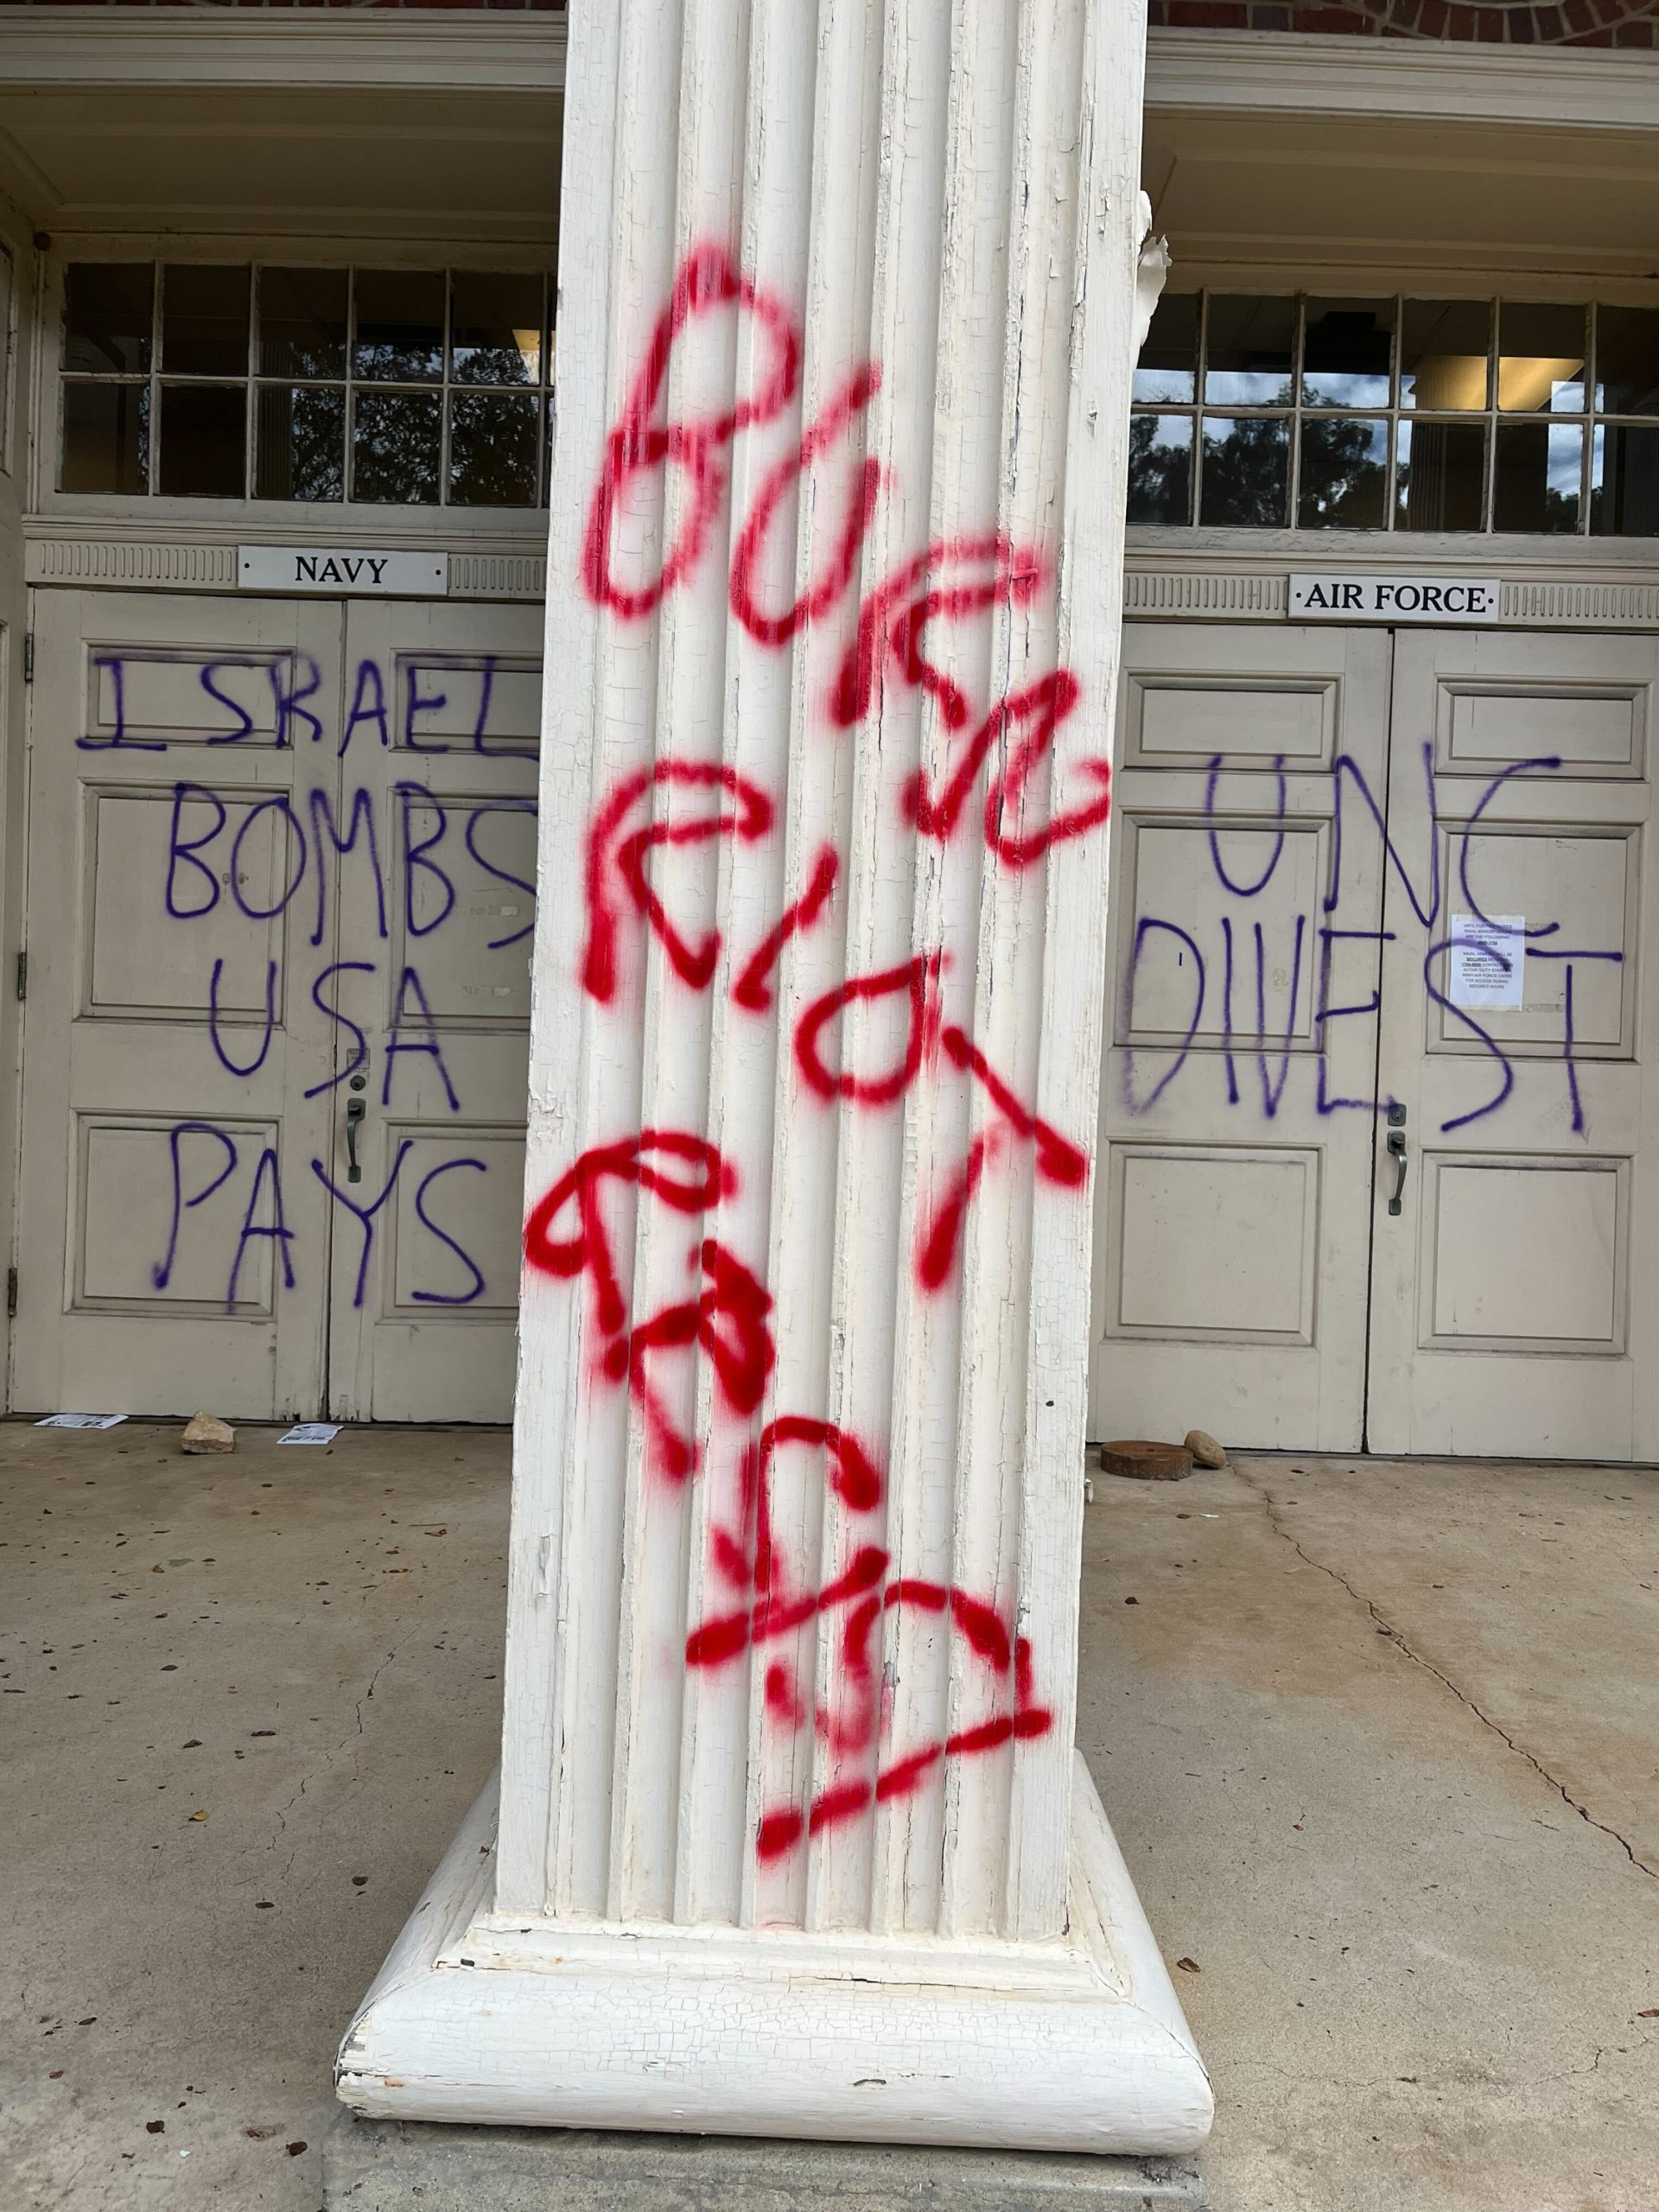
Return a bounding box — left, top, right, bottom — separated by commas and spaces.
3, 0, 1649, 40
1150, 0, 1657, 41
1, 2, 568, 11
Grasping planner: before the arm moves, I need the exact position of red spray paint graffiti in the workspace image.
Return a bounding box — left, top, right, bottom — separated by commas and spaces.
522, 1128, 734, 1337
830, 535, 1046, 734
731, 842, 840, 1014
680, 1420, 1052, 1860
536, 243, 1105, 1864
793, 952, 946, 1107
582, 760, 776, 1004
729, 364, 883, 648
582, 243, 801, 620
917, 1026, 1090, 1293
601, 1238, 776, 1483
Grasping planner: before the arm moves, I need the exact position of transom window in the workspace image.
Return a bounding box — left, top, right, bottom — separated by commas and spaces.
1132, 293, 1659, 537
58, 262, 555, 508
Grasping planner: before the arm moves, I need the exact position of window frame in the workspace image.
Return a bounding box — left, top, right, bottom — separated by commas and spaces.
1130, 283, 1659, 544
36, 241, 556, 534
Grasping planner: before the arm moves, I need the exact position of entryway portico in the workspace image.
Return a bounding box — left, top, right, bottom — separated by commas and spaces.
1095, 32, 1659, 1461
0, 14, 563, 1421
0, 19, 1656, 1463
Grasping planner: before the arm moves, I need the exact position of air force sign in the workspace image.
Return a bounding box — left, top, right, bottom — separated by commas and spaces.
1291, 573, 1501, 624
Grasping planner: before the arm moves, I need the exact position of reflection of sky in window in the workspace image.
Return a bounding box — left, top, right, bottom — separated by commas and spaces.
1304, 374, 1377, 409
1140, 415, 1190, 455
1547, 425, 1582, 495
1347, 418, 1386, 463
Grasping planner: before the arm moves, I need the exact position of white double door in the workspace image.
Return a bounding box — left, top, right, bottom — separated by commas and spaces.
1092, 620, 1659, 1463
14, 588, 543, 1423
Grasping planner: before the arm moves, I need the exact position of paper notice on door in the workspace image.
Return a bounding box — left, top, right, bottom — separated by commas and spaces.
278, 1423, 341, 1446
35, 1412, 127, 1430
1449, 913, 1525, 1010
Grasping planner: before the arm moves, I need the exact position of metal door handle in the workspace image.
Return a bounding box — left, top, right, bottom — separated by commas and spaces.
345, 1096, 366, 1185
1387, 1128, 1408, 1217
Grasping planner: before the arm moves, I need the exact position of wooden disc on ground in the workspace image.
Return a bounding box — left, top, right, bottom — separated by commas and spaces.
1096, 1439, 1193, 1482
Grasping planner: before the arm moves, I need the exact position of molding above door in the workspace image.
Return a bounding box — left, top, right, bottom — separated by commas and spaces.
1144, 29, 1659, 132
0, 13, 566, 93
1124, 567, 1659, 630
23, 537, 548, 604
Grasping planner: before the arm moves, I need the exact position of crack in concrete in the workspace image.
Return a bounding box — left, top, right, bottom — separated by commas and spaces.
1236, 1468, 1659, 1884
268, 1628, 421, 1879
1233, 2042, 1617, 2092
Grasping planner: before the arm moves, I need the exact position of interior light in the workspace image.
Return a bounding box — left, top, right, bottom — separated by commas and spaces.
1409, 354, 1490, 412
1497, 356, 1584, 413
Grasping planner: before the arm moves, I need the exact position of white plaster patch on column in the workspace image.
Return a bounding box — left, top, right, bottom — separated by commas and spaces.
338, 0, 1212, 2156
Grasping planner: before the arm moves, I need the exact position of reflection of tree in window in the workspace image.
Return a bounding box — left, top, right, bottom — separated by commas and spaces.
256, 385, 345, 502
352, 391, 442, 505
1126, 414, 1192, 525
1299, 418, 1387, 529
1200, 416, 1288, 528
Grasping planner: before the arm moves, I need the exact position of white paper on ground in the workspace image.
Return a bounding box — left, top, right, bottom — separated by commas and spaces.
36, 1413, 127, 1430
1449, 912, 1525, 1010
278, 1422, 341, 1446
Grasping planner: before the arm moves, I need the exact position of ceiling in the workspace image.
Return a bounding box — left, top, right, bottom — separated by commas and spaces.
0, 71, 1649, 285
0, 86, 562, 248
1144, 108, 1659, 291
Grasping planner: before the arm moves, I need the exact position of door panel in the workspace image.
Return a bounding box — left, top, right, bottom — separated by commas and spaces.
1367, 630, 1659, 1460
16, 588, 540, 1426
323, 599, 540, 1423
14, 592, 341, 1418
1090, 623, 1391, 1451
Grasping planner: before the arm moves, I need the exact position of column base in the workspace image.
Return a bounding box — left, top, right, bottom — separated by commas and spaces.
335, 1754, 1212, 2158
322, 2118, 1209, 2209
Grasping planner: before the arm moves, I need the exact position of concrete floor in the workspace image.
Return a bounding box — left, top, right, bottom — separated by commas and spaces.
3, 1425, 1656, 2212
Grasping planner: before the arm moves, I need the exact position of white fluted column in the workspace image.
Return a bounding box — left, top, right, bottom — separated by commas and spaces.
338, 0, 1211, 2155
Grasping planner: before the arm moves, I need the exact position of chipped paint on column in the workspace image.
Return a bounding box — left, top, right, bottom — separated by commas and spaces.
510, 0, 1141, 1941
340, 0, 1211, 2155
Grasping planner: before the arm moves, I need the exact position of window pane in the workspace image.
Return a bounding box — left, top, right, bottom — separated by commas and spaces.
451, 272, 543, 386
1395, 420, 1486, 531
352, 388, 442, 503
1401, 300, 1490, 412
162, 264, 250, 377
1302, 299, 1394, 410
1298, 417, 1388, 529
1590, 423, 1659, 537
255, 384, 345, 502
448, 389, 541, 505
1200, 415, 1289, 526
1127, 412, 1194, 524
60, 381, 149, 493
1204, 296, 1294, 405
1594, 306, 1659, 418
258, 267, 348, 380
1494, 420, 1583, 532
63, 263, 153, 376
354, 270, 445, 382
1134, 293, 1198, 405
1497, 302, 1586, 414
159, 383, 247, 498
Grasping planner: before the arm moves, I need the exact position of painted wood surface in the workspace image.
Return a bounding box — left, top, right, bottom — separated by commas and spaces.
340, 0, 1213, 2151
505, 0, 1144, 1943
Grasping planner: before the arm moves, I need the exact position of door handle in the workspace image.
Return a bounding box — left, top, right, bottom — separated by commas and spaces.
345, 1096, 366, 1185
1386, 1127, 1408, 1217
